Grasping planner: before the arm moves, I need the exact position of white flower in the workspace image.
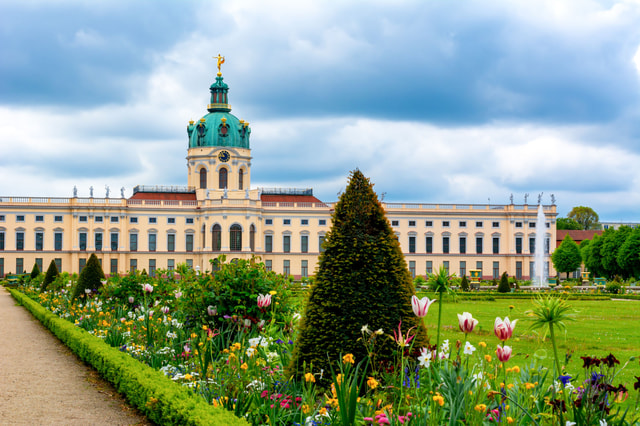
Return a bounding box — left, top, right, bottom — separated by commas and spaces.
292, 312, 301, 321
266, 351, 279, 361
361, 324, 371, 334
375, 328, 384, 335
441, 339, 450, 352
417, 347, 432, 368
599, 420, 607, 426
166, 331, 177, 339
246, 347, 256, 357
566, 422, 576, 426
243, 319, 251, 327
464, 341, 476, 355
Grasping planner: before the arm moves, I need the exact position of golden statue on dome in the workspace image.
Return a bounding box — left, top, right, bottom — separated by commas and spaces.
215, 54, 225, 76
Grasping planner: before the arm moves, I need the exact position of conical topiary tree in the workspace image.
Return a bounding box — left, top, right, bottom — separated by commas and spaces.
30, 263, 41, 280
41, 260, 59, 292
287, 170, 429, 382
460, 274, 470, 292
73, 253, 105, 299
498, 271, 511, 293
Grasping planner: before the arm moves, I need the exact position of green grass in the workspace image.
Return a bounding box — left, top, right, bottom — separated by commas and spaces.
424, 295, 640, 399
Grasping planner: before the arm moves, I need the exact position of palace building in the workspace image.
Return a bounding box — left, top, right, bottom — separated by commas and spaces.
0, 62, 557, 281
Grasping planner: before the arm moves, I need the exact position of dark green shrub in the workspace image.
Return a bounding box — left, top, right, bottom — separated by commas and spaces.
30, 263, 40, 280
41, 260, 59, 292
288, 170, 429, 383
73, 253, 105, 299
497, 272, 511, 293
413, 275, 427, 288
460, 275, 470, 291
605, 282, 621, 294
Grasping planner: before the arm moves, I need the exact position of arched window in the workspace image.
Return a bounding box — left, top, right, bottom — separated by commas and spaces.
249, 224, 255, 251
238, 169, 244, 190
230, 224, 242, 251
199, 168, 207, 189
219, 168, 228, 189
212, 224, 221, 251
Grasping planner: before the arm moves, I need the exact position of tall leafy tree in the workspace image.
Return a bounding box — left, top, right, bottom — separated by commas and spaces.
601, 227, 631, 278
617, 228, 640, 278
556, 217, 582, 230
567, 206, 600, 230
585, 234, 605, 277
551, 234, 582, 280
287, 170, 429, 382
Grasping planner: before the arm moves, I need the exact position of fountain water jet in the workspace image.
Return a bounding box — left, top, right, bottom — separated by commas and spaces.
533, 203, 548, 287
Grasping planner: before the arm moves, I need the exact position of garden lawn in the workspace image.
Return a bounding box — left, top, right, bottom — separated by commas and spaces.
422, 296, 640, 408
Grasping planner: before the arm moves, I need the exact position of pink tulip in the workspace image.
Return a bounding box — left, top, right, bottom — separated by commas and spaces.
457, 312, 479, 333
494, 316, 517, 341
142, 283, 153, 294
207, 305, 217, 316
411, 295, 436, 318
128, 296, 134, 304
496, 345, 512, 362
257, 293, 272, 308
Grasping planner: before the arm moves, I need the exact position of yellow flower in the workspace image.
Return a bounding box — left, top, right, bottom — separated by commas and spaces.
484, 354, 492, 362
343, 353, 355, 364
524, 382, 535, 390
335, 374, 343, 385
240, 363, 248, 371
474, 404, 487, 412
512, 365, 520, 373
507, 417, 514, 424
319, 407, 327, 416
509, 305, 515, 310
305, 372, 316, 383
507, 383, 514, 389
228, 353, 237, 361
302, 404, 310, 414
184, 374, 193, 380
432, 394, 445, 406
233, 342, 242, 351
479, 341, 487, 348
269, 290, 277, 295
367, 377, 378, 389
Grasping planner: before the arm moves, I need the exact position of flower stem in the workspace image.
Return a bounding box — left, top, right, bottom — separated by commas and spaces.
436, 291, 443, 356
549, 324, 561, 375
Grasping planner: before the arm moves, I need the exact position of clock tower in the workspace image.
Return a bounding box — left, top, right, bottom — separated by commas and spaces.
186, 59, 255, 202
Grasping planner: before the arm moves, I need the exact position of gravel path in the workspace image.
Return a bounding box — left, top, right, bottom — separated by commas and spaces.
0, 287, 152, 425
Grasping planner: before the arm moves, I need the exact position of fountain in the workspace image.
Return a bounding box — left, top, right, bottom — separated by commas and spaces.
533, 203, 548, 287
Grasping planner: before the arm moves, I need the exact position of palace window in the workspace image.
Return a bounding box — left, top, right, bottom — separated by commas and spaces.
95, 232, 103, 251
250, 225, 256, 251
212, 225, 221, 251
230, 225, 242, 251
200, 168, 207, 189
79, 232, 87, 251
238, 169, 244, 190
148, 233, 156, 252
409, 236, 416, 253
16, 232, 24, 251
283, 235, 291, 253
219, 168, 228, 189
35, 232, 43, 251
459, 236, 466, 254
54, 232, 62, 251
426, 236, 433, 253
442, 236, 449, 254
301, 235, 308, 253
130, 233, 138, 252
265, 235, 273, 253
186, 234, 194, 252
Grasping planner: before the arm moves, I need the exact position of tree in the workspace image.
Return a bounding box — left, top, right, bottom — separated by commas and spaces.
556, 217, 582, 230
287, 170, 429, 383
460, 275, 470, 291
551, 234, 582, 280
30, 263, 40, 280
617, 228, 640, 279
497, 272, 511, 293
73, 253, 105, 299
567, 206, 600, 230
41, 260, 59, 292
585, 234, 605, 278
601, 227, 631, 279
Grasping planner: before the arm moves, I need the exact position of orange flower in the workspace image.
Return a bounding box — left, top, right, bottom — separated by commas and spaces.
343, 353, 355, 364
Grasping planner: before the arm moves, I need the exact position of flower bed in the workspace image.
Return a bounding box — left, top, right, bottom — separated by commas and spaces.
12, 262, 640, 425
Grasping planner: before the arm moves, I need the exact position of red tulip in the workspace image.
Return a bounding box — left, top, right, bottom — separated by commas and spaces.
457, 312, 479, 333
411, 295, 436, 318
496, 345, 512, 362
257, 293, 272, 308
494, 316, 517, 341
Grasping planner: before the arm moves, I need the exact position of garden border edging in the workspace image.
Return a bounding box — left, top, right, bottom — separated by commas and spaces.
9, 289, 248, 426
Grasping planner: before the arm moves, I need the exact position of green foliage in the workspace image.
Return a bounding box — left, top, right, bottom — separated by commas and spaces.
41, 260, 59, 292
9, 289, 247, 426
617, 228, 640, 279
288, 170, 429, 383
585, 234, 605, 278
72, 253, 105, 299
605, 282, 621, 294
497, 271, 510, 293
460, 275, 470, 291
556, 217, 582, 230
567, 206, 600, 230
30, 263, 40, 280
551, 234, 582, 279
413, 275, 427, 288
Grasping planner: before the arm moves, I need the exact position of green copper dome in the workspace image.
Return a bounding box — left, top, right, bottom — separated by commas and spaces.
187, 74, 251, 149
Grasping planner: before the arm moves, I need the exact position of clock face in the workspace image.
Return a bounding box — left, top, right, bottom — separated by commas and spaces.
218, 150, 230, 162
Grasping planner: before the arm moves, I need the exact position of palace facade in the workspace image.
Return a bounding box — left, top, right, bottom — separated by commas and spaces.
0, 67, 557, 280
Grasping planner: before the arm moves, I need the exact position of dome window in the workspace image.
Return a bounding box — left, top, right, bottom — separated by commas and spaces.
219, 117, 229, 138
219, 168, 228, 189
199, 168, 207, 189
197, 119, 207, 146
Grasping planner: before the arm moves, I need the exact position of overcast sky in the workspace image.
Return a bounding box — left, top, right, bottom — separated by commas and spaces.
2, 0, 640, 221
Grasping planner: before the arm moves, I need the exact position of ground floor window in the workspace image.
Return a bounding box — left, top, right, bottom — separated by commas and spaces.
409, 260, 416, 278
79, 258, 86, 273
110, 258, 118, 275
516, 261, 522, 280
149, 259, 156, 277
426, 261, 433, 275
265, 260, 272, 271
493, 261, 500, 279
301, 260, 308, 277
459, 261, 466, 278
16, 258, 23, 274
130, 259, 137, 272
283, 260, 290, 276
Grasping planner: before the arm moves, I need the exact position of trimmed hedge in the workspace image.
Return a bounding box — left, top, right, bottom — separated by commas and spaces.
10, 289, 247, 426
